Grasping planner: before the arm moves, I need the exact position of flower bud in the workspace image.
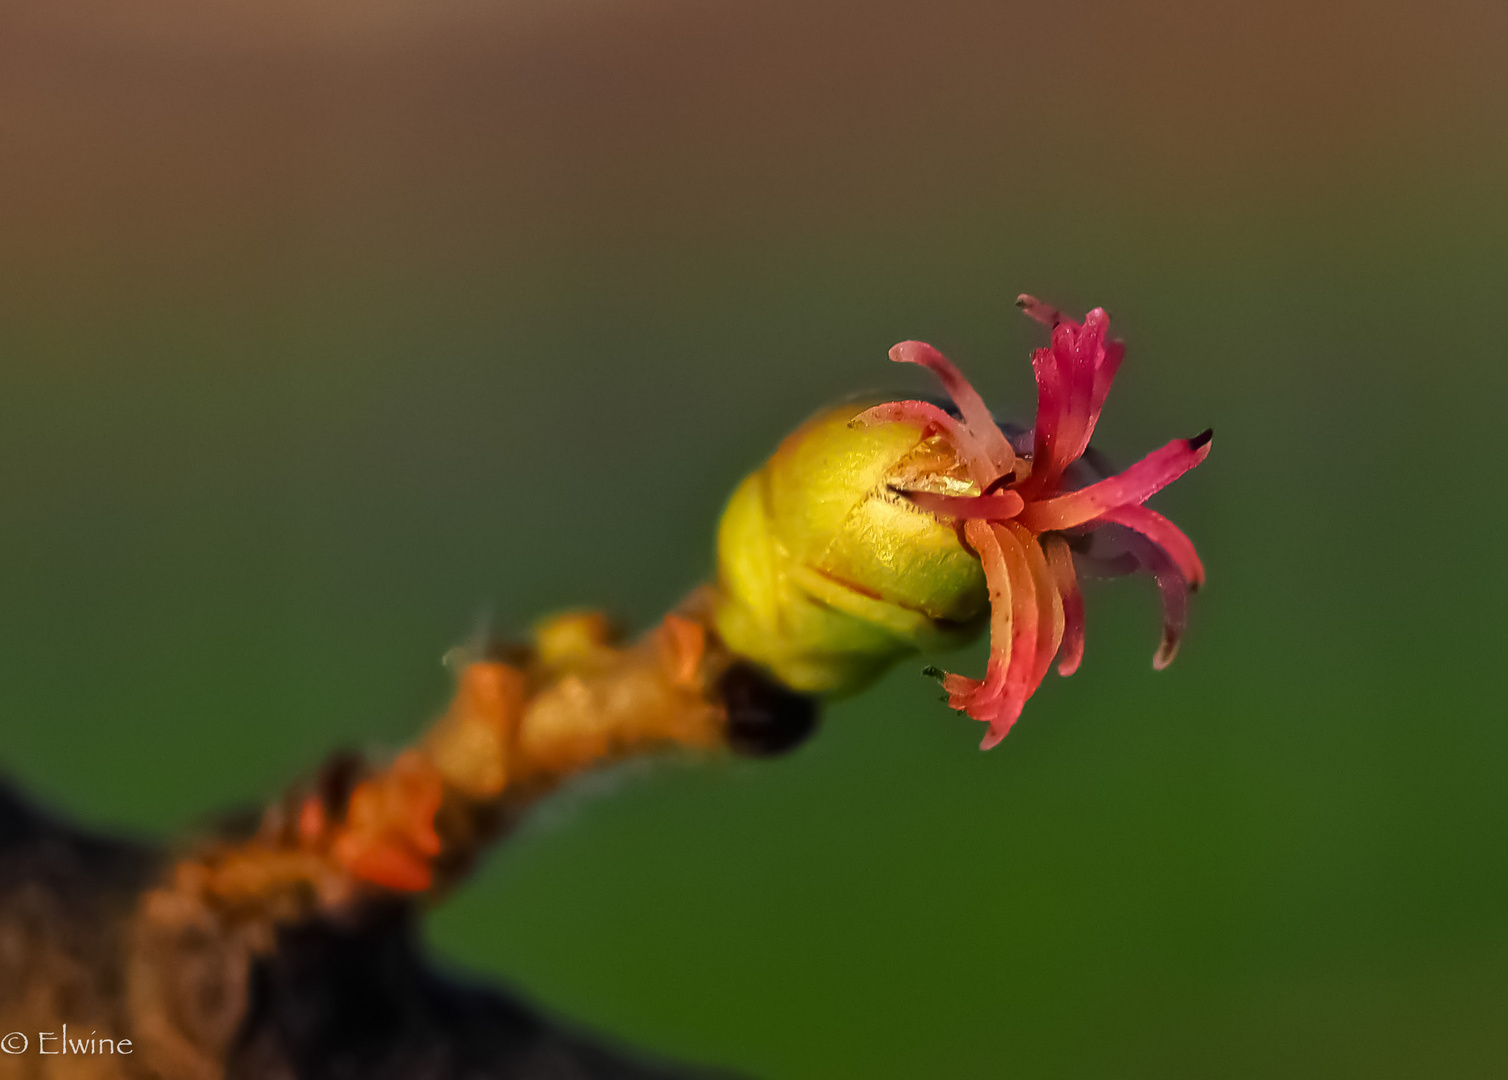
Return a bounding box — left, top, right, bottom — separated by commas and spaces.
714, 405, 988, 696
714, 296, 1210, 749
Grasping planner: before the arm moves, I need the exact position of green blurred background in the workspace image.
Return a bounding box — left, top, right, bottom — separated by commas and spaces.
2, 1, 1506, 1075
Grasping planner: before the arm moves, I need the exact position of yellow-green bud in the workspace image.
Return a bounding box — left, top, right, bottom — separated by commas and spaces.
713, 405, 989, 697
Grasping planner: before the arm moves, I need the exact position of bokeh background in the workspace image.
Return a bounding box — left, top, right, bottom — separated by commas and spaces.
3, 1, 1506, 1075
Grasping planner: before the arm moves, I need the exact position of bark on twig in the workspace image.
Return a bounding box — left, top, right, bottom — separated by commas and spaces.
0, 595, 815, 1079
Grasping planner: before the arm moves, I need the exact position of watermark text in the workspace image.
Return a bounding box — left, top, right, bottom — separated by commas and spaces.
1, 1026, 132, 1055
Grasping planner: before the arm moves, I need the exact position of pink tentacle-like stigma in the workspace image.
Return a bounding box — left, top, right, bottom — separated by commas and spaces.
889, 341, 1016, 484
969, 523, 1042, 748
1115, 528, 1192, 670
1021, 530, 1066, 697
1023, 307, 1124, 495
899, 489, 1025, 521
1015, 294, 1065, 327
1044, 537, 1085, 677
1057, 316, 1101, 469
852, 400, 998, 488
1097, 504, 1206, 590
942, 520, 1017, 712
880, 296, 1207, 747
938, 520, 1070, 747
1017, 430, 1212, 532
